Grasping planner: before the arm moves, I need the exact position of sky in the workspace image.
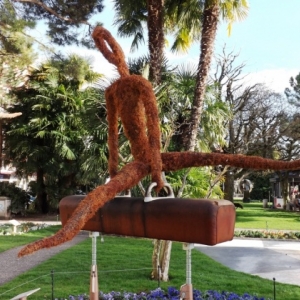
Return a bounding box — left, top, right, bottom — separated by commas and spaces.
34, 0, 300, 94
213, 0, 300, 93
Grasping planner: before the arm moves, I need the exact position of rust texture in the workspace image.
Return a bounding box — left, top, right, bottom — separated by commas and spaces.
60, 196, 235, 246
93, 26, 163, 191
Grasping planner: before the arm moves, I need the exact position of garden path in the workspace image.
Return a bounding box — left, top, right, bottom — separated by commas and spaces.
196, 238, 300, 286
0, 230, 89, 285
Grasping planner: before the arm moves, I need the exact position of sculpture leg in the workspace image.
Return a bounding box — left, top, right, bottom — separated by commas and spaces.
89, 232, 99, 300
180, 243, 194, 300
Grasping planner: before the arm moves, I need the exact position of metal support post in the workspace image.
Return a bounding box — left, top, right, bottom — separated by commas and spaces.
180, 243, 194, 300
89, 232, 99, 300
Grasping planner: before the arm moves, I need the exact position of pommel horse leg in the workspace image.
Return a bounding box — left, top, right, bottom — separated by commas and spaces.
89, 232, 99, 300
180, 243, 194, 300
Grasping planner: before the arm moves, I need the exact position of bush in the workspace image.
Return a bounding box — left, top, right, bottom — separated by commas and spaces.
234, 230, 300, 240
249, 171, 272, 200
0, 182, 30, 215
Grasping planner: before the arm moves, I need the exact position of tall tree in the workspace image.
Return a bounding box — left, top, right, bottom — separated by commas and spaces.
186, 0, 249, 151
4, 55, 102, 213
112, 0, 248, 151
285, 72, 300, 106
112, 0, 202, 54
273, 113, 300, 208
146, 0, 169, 281
112, 0, 245, 282
147, 0, 164, 84
0, 0, 36, 104
1, 0, 104, 47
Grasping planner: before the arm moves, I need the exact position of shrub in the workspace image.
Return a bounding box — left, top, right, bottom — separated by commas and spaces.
0, 182, 30, 215
234, 230, 300, 240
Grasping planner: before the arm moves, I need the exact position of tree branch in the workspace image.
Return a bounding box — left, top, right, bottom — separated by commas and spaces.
13, 0, 91, 26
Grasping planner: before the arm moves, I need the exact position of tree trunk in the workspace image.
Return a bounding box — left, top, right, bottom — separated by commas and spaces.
147, 0, 171, 282
151, 239, 162, 279
224, 169, 234, 202
281, 173, 289, 209
159, 240, 172, 281
187, 1, 220, 151
36, 168, 48, 213
224, 116, 235, 202
151, 239, 172, 281
147, 0, 164, 85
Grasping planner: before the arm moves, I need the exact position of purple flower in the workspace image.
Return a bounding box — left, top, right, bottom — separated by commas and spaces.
69, 287, 270, 300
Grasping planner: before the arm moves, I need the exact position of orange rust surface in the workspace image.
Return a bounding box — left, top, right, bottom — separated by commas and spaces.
93, 26, 163, 191
60, 196, 235, 246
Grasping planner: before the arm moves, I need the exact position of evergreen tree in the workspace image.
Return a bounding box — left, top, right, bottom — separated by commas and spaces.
4, 55, 102, 213
285, 72, 300, 106
0, 0, 36, 105
1, 0, 104, 47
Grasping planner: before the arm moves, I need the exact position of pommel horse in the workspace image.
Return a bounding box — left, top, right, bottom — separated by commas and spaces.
60, 186, 235, 300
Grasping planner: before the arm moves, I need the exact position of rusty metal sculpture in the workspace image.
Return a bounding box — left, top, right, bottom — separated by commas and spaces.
59, 195, 236, 245
18, 27, 300, 257
94, 27, 164, 192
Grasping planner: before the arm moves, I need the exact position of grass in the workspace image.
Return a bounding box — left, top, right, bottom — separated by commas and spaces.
235, 201, 300, 230
1, 235, 300, 300
0, 225, 61, 253
1, 204, 300, 299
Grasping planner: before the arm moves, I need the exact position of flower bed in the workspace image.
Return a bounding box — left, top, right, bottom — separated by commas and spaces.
0, 222, 49, 235
234, 230, 300, 240
68, 287, 271, 300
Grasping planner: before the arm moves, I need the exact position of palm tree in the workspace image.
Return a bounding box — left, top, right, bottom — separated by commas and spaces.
4, 56, 102, 213
113, 0, 164, 84
112, 0, 202, 54
112, 0, 248, 151
5, 73, 83, 212
152, 62, 230, 281
186, 0, 249, 151
147, 0, 164, 84
113, 0, 247, 282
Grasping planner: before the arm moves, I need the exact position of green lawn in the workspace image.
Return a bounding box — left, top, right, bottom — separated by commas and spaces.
1, 204, 300, 299
235, 202, 300, 230
1, 235, 300, 300
0, 225, 61, 253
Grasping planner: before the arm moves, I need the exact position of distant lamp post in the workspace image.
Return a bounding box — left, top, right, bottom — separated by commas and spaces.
0, 108, 22, 169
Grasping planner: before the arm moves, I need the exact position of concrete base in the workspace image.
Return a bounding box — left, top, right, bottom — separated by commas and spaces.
89, 265, 99, 300
180, 283, 193, 300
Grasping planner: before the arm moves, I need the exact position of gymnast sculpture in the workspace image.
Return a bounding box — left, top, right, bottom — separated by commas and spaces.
94, 27, 164, 192
18, 27, 300, 257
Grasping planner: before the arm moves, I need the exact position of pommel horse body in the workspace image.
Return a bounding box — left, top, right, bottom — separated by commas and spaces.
60, 195, 235, 300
